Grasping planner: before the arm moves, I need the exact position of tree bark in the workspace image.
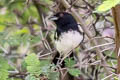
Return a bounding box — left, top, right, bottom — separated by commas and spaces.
112, 5, 120, 74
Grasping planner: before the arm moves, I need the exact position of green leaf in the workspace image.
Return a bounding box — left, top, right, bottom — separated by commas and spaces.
25, 53, 42, 75
25, 53, 57, 79
0, 56, 9, 80
0, 11, 15, 24
15, 27, 29, 35
96, 0, 120, 12
0, 56, 9, 70
0, 69, 9, 80
25, 53, 40, 66
20, 34, 30, 44
65, 58, 75, 68
30, 35, 41, 44
48, 72, 59, 80
68, 69, 81, 77
8, 1, 25, 11
25, 75, 38, 80
0, 25, 6, 32
114, 76, 118, 80
25, 53, 46, 75
27, 66, 42, 75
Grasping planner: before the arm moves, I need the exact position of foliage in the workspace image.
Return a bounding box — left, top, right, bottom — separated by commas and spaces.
68, 68, 81, 77
96, 0, 120, 12
0, 31, 41, 47
0, 56, 9, 80
65, 58, 75, 68
0, 0, 53, 79
65, 58, 81, 77
0, 0, 118, 79
25, 53, 59, 80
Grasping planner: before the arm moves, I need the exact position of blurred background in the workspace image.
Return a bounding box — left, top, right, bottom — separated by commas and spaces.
0, 0, 117, 80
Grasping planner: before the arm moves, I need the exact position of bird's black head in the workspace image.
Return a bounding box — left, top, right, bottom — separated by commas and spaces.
49, 12, 81, 38
49, 12, 77, 27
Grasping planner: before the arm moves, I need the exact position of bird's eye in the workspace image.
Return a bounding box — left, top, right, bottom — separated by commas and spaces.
59, 13, 64, 17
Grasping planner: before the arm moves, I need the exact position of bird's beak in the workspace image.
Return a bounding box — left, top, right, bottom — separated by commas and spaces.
48, 16, 58, 21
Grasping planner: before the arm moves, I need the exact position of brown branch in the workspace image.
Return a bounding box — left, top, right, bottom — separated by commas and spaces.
32, 0, 54, 59
112, 5, 120, 74
32, 0, 45, 27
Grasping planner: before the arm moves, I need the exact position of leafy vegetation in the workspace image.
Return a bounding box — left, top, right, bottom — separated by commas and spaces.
65, 58, 81, 77
0, 0, 119, 80
25, 53, 59, 80
0, 56, 9, 80
97, 0, 120, 12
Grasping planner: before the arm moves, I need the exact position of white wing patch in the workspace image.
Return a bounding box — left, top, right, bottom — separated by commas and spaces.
55, 30, 83, 56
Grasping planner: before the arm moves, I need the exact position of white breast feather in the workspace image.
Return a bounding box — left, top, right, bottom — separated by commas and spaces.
55, 30, 83, 56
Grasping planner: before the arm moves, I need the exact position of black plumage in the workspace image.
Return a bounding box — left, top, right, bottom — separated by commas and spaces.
52, 12, 82, 39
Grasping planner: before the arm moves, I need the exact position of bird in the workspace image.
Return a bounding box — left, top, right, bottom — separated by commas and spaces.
49, 12, 84, 66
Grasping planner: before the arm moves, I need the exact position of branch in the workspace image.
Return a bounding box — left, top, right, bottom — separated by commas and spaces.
112, 5, 120, 74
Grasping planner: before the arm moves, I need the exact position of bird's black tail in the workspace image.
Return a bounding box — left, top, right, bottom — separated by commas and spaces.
52, 51, 74, 67
52, 51, 75, 80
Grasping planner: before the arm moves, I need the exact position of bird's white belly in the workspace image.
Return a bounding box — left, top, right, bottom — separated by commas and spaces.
55, 30, 83, 56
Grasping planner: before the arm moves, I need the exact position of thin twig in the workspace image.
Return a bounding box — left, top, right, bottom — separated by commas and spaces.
101, 73, 114, 80
85, 42, 114, 51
